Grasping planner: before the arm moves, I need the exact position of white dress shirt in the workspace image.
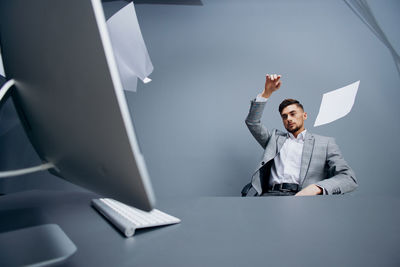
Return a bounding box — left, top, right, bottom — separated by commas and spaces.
255, 94, 305, 186
269, 130, 306, 186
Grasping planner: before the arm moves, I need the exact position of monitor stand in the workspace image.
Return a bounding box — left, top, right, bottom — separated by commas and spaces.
0, 80, 77, 266
0, 224, 77, 266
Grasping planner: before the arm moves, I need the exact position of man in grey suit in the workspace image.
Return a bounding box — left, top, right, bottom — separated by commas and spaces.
243, 74, 358, 196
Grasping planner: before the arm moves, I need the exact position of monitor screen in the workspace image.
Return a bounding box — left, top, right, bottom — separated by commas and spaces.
0, 0, 155, 211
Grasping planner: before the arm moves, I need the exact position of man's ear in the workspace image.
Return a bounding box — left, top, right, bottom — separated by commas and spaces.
303, 112, 308, 120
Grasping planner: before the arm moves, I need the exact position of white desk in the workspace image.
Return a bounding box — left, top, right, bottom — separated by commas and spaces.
0, 190, 399, 266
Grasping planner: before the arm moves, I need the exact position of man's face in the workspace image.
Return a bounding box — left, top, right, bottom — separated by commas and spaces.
280, 104, 307, 134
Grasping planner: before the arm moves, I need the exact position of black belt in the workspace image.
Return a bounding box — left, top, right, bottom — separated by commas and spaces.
269, 183, 300, 192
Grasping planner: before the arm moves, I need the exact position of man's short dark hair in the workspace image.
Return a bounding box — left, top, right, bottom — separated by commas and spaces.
279, 99, 304, 114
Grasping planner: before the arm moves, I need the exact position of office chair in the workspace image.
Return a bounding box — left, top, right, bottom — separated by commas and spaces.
241, 182, 258, 197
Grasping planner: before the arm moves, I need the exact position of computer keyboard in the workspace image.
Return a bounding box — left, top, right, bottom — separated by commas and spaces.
92, 198, 181, 237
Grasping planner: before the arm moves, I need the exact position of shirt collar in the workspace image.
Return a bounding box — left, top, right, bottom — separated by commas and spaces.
288, 129, 307, 141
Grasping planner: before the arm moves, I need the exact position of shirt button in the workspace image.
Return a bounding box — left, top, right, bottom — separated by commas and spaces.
261, 161, 265, 165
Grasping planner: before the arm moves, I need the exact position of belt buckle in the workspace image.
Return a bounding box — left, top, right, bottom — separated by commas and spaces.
272, 183, 280, 192
280, 183, 291, 192
272, 183, 288, 192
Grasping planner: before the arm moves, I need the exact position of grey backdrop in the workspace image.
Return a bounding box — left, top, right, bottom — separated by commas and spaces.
1, 0, 399, 198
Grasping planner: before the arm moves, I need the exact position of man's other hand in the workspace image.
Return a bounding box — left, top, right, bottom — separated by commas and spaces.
295, 184, 323, 196
261, 74, 281, 98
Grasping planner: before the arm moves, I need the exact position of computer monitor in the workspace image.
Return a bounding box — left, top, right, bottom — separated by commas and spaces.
0, 0, 155, 211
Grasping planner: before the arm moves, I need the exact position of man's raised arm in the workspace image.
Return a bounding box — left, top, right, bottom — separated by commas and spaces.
245, 74, 281, 149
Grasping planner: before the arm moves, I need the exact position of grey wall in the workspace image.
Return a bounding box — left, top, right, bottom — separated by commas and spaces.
1, 0, 399, 198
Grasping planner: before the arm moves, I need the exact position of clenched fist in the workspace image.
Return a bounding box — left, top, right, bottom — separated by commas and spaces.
261, 74, 281, 98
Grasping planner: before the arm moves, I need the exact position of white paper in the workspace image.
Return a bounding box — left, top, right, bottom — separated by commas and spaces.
106, 2, 153, 92
314, 81, 360, 127
0, 52, 5, 77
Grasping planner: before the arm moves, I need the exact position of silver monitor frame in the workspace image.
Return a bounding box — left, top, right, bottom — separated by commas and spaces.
0, 0, 155, 211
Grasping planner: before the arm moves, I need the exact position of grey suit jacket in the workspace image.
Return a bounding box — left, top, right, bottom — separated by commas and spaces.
245, 100, 358, 195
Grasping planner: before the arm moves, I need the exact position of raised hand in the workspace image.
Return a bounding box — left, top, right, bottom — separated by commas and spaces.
261, 74, 281, 98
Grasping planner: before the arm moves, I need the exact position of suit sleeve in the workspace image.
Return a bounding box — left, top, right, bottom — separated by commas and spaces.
316, 138, 358, 195
245, 99, 272, 149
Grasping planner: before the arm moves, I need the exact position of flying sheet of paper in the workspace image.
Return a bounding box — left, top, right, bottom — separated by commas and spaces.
106, 2, 153, 92
314, 80, 360, 127
0, 52, 5, 77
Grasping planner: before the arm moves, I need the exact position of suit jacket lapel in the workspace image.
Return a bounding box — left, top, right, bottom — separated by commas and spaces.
261, 133, 285, 164
276, 135, 286, 154
254, 133, 286, 194
299, 132, 315, 185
